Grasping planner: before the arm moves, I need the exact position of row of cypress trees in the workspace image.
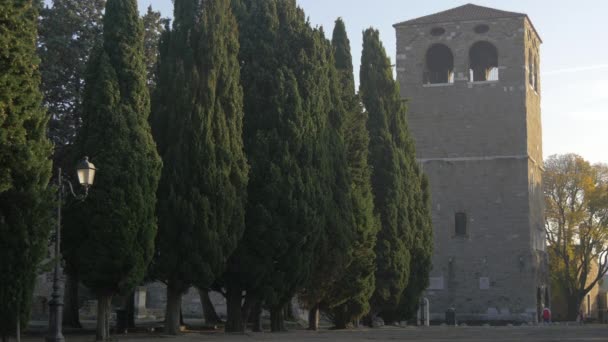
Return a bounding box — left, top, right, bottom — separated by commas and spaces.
0, 0, 432, 339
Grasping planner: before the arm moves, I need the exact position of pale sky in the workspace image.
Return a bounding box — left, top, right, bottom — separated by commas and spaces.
131, 1, 605, 164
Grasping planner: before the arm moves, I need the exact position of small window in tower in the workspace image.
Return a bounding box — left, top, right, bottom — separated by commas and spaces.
455, 212, 467, 236
469, 41, 499, 82
424, 44, 454, 84
474, 24, 490, 34
430, 27, 446, 36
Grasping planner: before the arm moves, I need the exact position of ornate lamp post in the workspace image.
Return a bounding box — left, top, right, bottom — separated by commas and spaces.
46, 157, 97, 342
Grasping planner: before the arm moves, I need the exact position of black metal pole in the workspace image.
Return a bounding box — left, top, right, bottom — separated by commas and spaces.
46, 168, 65, 342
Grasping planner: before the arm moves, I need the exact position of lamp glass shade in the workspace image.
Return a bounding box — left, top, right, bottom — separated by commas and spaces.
76, 157, 96, 187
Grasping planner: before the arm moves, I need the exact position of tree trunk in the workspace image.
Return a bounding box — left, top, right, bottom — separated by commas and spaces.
126, 291, 135, 328
333, 306, 348, 330
308, 304, 319, 330
63, 273, 82, 328
225, 283, 244, 332
270, 306, 285, 332
241, 293, 254, 326
567, 295, 581, 321
362, 313, 373, 327
285, 300, 296, 321
16, 307, 21, 342
2, 334, 7, 342
165, 282, 182, 335
96, 294, 112, 341
198, 288, 221, 324
251, 300, 263, 332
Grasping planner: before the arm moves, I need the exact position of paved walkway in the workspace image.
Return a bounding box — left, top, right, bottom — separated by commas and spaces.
18, 325, 608, 342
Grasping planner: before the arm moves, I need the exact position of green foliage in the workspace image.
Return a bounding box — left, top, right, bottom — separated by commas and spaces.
38, 2, 105, 294
397, 173, 433, 319
62, 0, 161, 296
141, 5, 165, 89
0, 0, 53, 337
544, 154, 608, 320
360, 28, 432, 319
299, 20, 357, 318
225, 0, 338, 316
384, 173, 433, 321
38, 0, 105, 164
325, 18, 379, 326
149, 0, 248, 292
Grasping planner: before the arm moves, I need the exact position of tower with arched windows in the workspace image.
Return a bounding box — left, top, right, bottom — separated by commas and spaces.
394, 4, 546, 322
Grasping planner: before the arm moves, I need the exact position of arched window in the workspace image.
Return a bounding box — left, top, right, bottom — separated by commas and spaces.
469, 41, 498, 82
424, 44, 454, 84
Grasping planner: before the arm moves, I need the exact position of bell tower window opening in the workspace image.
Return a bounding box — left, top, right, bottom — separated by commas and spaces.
469, 41, 499, 82
424, 44, 454, 84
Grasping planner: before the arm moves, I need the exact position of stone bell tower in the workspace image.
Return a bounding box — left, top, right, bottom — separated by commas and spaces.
394, 4, 547, 322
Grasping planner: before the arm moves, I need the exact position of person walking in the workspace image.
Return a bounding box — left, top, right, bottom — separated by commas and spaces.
542, 307, 552, 325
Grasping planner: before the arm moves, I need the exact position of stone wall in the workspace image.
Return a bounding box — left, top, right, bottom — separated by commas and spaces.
395, 13, 546, 322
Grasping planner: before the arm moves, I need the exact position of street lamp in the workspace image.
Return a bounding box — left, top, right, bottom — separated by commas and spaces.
46, 157, 97, 342
76, 157, 96, 192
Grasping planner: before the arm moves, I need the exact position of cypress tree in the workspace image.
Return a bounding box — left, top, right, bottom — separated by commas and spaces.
0, 1, 53, 341
394, 174, 433, 320
149, 0, 248, 334
360, 28, 421, 319
62, 0, 162, 339
225, 0, 334, 332
38, 0, 105, 328
38, 0, 105, 165
141, 5, 165, 89
298, 19, 358, 332
325, 18, 379, 329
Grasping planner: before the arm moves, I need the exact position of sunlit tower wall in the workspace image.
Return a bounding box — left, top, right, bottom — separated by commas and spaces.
394, 4, 547, 322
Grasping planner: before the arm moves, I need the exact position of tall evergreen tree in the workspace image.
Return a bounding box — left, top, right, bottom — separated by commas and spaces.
224, 0, 335, 332
0, 1, 53, 341
149, 0, 248, 335
395, 172, 432, 320
38, 0, 105, 328
298, 20, 357, 333
141, 5, 165, 89
61, 0, 162, 339
360, 28, 431, 320
38, 0, 105, 165
325, 18, 379, 329
379, 172, 433, 323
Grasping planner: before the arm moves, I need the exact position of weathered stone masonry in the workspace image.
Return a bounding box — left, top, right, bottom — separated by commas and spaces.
394, 4, 547, 322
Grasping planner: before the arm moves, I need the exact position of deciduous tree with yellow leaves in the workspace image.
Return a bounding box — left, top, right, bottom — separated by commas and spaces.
544, 154, 608, 320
